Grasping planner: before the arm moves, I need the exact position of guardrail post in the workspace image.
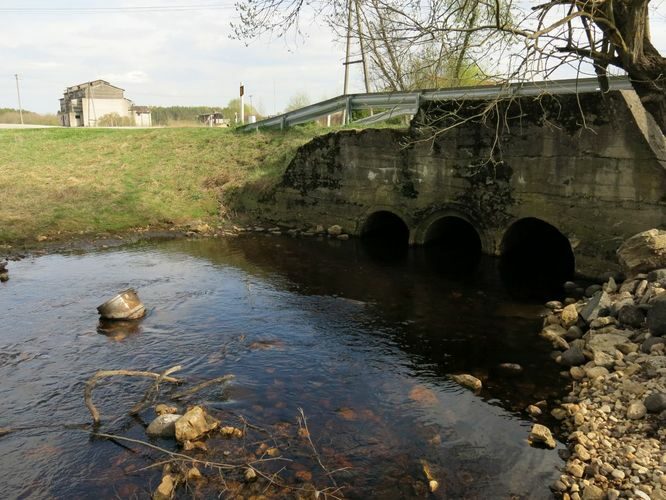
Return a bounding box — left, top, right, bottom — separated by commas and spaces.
345, 96, 352, 125
281, 115, 287, 131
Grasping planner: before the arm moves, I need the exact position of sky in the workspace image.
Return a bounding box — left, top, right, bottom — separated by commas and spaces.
1, 0, 665, 115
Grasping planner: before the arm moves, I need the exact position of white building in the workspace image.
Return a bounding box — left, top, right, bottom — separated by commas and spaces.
58, 80, 152, 127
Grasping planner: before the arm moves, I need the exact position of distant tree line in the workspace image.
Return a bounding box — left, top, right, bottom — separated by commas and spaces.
150, 102, 262, 126
0, 108, 59, 126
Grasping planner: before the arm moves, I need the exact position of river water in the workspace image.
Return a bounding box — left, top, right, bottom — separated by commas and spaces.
0, 235, 566, 499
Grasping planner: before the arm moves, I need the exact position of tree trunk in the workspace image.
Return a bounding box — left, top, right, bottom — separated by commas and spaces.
603, 0, 666, 134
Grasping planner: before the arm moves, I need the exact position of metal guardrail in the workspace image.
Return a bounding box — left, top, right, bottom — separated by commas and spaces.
240, 76, 633, 131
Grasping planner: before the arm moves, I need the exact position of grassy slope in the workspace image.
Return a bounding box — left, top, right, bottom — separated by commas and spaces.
0, 127, 319, 243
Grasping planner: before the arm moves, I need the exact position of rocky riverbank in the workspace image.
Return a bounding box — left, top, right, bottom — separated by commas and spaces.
538, 230, 666, 500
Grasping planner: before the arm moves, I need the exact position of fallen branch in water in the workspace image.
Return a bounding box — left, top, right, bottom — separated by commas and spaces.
129, 365, 183, 416
94, 431, 344, 499
84, 367, 182, 424
171, 374, 235, 400
298, 407, 344, 489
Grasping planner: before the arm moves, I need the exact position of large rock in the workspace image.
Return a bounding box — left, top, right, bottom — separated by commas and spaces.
644, 393, 666, 413
618, 305, 645, 328
617, 229, 666, 276
174, 406, 219, 443
147, 413, 182, 438
579, 291, 612, 323
647, 294, 666, 336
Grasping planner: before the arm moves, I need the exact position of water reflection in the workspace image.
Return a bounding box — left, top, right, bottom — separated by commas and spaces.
96, 318, 143, 341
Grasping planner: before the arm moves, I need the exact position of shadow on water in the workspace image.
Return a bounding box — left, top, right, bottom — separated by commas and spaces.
0, 234, 568, 499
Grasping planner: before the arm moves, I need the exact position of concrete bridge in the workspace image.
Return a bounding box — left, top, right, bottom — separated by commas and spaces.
241, 89, 666, 279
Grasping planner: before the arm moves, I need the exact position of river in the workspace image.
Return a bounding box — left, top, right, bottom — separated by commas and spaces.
0, 235, 566, 498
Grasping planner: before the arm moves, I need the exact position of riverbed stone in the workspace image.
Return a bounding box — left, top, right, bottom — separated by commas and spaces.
587, 332, 631, 354
648, 268, 666, 284
648, 295, 666, 336
617, 229, 666, 276
618, 305, 646, 328
528, 423, 556, 448
642, 336, 666, 353
627, 401, 648, 420
498, 363, 523, 374
645, 393, 666, 413
580, 291, 612, 323
174, 406, 219, 443
327, 225, 343, 236
450, 374, 482, 392
565, 325, 584, 341
146, 413, 182, 438
560, 346, 586, 367
153, 474, 176, 500
570, 366, 586, 380
567, 462, 585, 478
561, 304, 579, 327
593, 350, 615, 369
585, 284, 602, 297
582, 483, 604, 500
585, 366, 609, 379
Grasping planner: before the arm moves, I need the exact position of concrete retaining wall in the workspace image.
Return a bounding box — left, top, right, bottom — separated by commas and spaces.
244, 90, 666, 277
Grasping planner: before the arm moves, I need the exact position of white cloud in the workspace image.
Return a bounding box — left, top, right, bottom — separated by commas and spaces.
99, 70, 151, 84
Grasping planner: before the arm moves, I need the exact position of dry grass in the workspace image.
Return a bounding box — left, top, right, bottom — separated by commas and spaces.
0, 127, 320, 243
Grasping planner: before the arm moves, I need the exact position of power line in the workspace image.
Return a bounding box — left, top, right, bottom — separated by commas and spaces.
0, 3, 235, 13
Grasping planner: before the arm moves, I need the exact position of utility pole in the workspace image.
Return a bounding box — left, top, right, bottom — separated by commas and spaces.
354, 0, 373, 116
342, 0, 354, 125
354, 0, 370, 94
240, 83, 245, 125
14, 74, 24, 125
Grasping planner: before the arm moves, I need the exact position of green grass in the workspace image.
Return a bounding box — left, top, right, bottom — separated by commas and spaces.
0, 126, 321, 243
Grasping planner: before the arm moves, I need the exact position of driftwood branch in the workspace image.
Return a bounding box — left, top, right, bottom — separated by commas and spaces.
129, 365, 183, 415
171, 375, 235, 400
84, 368, 182, 424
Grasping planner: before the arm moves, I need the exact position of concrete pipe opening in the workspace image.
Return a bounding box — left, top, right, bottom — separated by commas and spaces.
361, 211, 410, 260
423, 217, 482, 274
500, 218, 575, 298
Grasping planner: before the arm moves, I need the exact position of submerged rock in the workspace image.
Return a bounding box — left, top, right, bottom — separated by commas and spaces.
153, 474, 176, 500
155, 404, 179, 416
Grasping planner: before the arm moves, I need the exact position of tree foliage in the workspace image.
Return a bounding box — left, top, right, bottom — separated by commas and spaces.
232, 0, 666, 132
285, 92, 311, 112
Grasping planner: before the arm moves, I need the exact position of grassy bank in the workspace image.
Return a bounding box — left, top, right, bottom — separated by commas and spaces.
0, 127, 320, 244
